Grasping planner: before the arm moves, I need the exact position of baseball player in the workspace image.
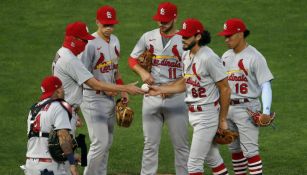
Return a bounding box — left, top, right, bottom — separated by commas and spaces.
52, 21, 144, 135
218, 18, 274, 175
148, 18, 231, 175
78, 6, 127, 175
25, 76, 78, 175
128, 2, 190, 174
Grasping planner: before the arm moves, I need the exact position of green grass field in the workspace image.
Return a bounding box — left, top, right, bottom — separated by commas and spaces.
0, 0, 306, 174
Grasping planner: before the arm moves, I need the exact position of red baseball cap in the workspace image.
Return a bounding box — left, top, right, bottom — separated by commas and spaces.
97, 5, 119, 25
177, 18, 204, 37
40, 76, 62, 100
153, 2, 177, 22
65, 21, 95, 40
218, 18, 247, 36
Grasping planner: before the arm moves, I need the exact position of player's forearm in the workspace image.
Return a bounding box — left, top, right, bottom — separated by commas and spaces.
261, 81, 272, 115
131, 64, 147, 76
57, 129, 73, 155
85, 77, 125, 92
161, 78, 186, 93
216, 78, 231, 122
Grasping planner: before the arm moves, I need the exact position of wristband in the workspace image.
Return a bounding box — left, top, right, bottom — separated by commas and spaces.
67, 153, 76, 165
128, 57, 138, 68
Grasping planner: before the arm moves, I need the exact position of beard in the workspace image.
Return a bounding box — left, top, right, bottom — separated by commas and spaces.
183, 40, 196, 51
160, 21, 174, 34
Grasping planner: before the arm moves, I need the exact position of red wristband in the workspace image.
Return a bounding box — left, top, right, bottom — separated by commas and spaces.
128, 57, 138, 68
116, 79, 124, 85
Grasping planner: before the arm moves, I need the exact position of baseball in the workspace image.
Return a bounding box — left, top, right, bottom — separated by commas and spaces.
141, 83, 149, 92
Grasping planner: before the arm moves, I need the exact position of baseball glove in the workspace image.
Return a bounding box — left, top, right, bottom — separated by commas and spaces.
48, 129, 77, 163
137, 50, 154, 72
116, 98, 134, 127
214, 129, 239, 144
247, 108, 276, 127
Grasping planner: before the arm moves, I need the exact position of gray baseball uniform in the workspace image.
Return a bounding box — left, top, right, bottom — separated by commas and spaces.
221, 45, 273, 173
25, 99, 72, 175
79, 32, 119, 175
182, 46, 228, 174
52, 47, 93, 135
130, 28, 190, 175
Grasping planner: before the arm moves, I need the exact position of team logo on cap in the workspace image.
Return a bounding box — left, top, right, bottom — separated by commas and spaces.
41, 86, 45, 93
106, 11, 112, 19
160, 8, 165, 15
224, 23, 227, 30
183, 22, 187, 30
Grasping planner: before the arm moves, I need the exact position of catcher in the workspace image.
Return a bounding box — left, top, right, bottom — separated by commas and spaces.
116, 98, 134, 127
24, 76, 78, 175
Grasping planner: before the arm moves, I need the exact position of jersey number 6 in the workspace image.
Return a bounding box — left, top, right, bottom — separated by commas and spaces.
235, 83, 248, 94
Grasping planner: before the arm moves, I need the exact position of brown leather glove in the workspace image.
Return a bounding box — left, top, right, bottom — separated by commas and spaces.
247, 108, 276, 127
213, 129, 239, 144
137, 50, 154, 72
116, 98, 134, 127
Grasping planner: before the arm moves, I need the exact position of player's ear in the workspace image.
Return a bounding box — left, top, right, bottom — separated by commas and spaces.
195, 33, 202, 41
238, 32, 244, 39
96, 20, 100, 26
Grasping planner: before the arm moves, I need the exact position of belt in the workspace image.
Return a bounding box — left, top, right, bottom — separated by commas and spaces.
188, 101, 219, 112
28, 131, 49, 139
27, 157, 52, 163
230, 98, 249, 105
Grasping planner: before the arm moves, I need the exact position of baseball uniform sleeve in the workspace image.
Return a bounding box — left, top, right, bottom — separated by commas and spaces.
114, 36, 120, 64
52, 103, 72, 130
130, 33, 147, 58
252, 55, 274, 85
206, 55, 228, 82
79, 43, 96, 71
67, 58, 93, 85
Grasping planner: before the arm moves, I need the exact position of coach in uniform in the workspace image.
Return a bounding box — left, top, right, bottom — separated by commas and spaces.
25, 76, 77, 175
128, 2, 189, 175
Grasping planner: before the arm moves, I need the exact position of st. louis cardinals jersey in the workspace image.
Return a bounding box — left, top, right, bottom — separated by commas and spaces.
53, 47, 93, 106
183, 46, 227, 105
26, 99, 71, 158
221, 45, 273, 99
130, 28, 183, 84
80, 32, 120, 92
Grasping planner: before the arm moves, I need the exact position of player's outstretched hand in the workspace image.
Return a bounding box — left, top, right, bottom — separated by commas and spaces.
146, 85, 163, 96
125, 81, 145, 95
